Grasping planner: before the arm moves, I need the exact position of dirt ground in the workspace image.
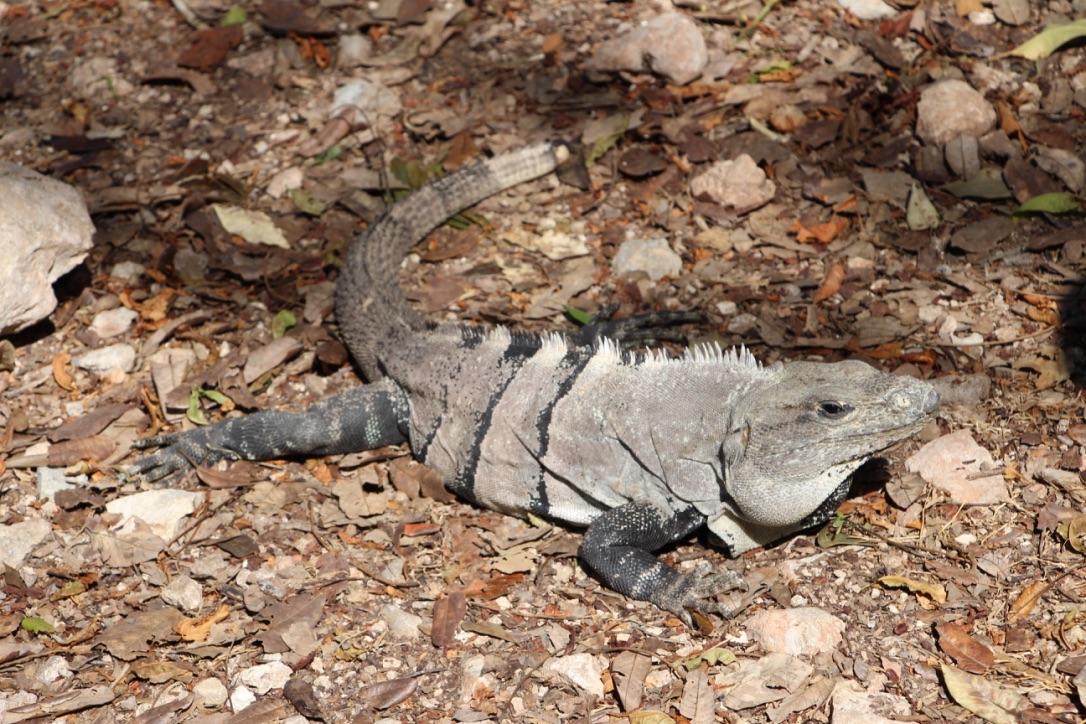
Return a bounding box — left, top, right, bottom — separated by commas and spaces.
2, 0, 1086, 721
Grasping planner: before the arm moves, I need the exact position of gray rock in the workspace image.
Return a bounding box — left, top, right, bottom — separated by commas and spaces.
73, 344, 137, 374
690, 154, 776, 213
90, 307, 138, 339
238, 661, 292, 695
837, 0, 897, 19
612, 238, 682, 281
105, 489, 205, 542
916, 80, 996, 146
0, 518, 52, 567
586, 13, 707, 86
109, 261, 145, 284
36, 467, 81, 501
193, 677, 229, 708
0, 162, 94, 335
173, 248, 209, 284
379, 603, 423, 641
162, 575, 204, 612
338, 33, 375, 68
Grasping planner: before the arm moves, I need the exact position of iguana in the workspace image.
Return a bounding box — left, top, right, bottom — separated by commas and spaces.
129, 143, 940, 623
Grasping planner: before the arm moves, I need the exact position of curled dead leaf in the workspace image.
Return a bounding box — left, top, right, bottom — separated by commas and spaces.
1066, 514, 1086, 552
52, 353, 75, 391
1007, 580, 1049, 623
813, 262, 845, 302
936, 623, 994, 673
876, 575, 947, 608
941, 664, 1025, 724
174, 602, 230, 642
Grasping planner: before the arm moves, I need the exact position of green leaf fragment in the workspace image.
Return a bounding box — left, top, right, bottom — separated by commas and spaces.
906, 183, 940, 230
1013, 192, 1082, 217
586, 114, 629, 167
1009, 19, 1086, 60
314, 146, 343, 165
816, 514, 872, 549
272, 309, 298, 339
201, 389, 232, 406
187, 388, 208, 425
21, 616, 55, 634
221, 5, 248, 25
682, 646, 736, 670
187, 387, 235, 425
291, 188, 326, 216
941, 169, 1013, 200
564, 305, 594, 325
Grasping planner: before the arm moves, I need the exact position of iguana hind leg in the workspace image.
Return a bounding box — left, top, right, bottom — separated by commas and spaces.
128, 382, 409, 482
580, 501, 746, 625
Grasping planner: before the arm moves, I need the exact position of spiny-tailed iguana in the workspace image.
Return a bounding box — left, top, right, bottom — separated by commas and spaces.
129, 143, 940, 623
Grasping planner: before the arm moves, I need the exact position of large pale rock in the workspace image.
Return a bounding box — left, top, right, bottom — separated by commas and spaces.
916, 80, 996, 146
0, 163, 94, 334
586, 13, 707, 86
745, 607, 846, 656
905, 430, 1008, 505
691, 154, 776, 214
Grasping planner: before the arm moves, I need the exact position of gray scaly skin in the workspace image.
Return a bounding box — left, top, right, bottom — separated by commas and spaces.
130, 143, 940, 623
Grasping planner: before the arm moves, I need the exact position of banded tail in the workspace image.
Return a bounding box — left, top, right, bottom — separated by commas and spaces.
335, 143, 569, 380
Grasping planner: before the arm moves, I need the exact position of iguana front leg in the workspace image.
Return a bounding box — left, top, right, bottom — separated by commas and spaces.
580, 501, 746, 624
128, 382, 410, 482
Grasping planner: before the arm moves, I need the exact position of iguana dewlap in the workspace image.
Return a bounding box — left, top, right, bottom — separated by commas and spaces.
130, 143, 940, 622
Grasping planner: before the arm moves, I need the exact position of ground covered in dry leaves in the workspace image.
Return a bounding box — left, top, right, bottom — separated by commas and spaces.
2, 0, 1086, 721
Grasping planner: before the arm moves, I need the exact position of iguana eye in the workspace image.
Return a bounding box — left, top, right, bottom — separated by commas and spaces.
817, 401, 852, 419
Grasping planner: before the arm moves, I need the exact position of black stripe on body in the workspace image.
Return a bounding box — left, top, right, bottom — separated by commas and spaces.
525, 343, 597, 516
415, 327, 545, 486
453, 344, 531, 502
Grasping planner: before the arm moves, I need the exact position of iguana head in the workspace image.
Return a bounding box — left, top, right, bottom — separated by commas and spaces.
719, 359, 939, 530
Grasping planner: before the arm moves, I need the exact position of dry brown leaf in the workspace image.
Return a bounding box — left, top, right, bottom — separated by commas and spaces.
876, 575, 947, 607
1066, 514, 1086, 552
612, 651, 652, 711
130, 659, 195, 684
461, 620, 517, 643
941, 664, 1025, 724
443, 129, 478, 170
1007, 580, 1050, 622
52, 353, 74, 391
175, 602, 230, 642
800, 218, 848, 244
47, 435, 116, 466
283, 678, 324, 719
431, 590, 466, 647
813, 262, 845, 302
542, 33, 562, 54
627, 712, 678, 724
358, 677, 419, 709
936, 623, 994, 673
679, 668, 715, 724
955, 0, 984, 14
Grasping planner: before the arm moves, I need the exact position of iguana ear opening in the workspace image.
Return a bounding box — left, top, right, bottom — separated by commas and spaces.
721, 422, 749, 466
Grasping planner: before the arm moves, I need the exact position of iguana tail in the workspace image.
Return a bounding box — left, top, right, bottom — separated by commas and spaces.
336, 142, 569, 381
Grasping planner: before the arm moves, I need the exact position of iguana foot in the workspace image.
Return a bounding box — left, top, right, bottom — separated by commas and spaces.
127, 428, 239, 482
652, 563, 747, 625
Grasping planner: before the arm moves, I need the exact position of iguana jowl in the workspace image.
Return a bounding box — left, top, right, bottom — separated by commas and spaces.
130, 143, 940, 622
